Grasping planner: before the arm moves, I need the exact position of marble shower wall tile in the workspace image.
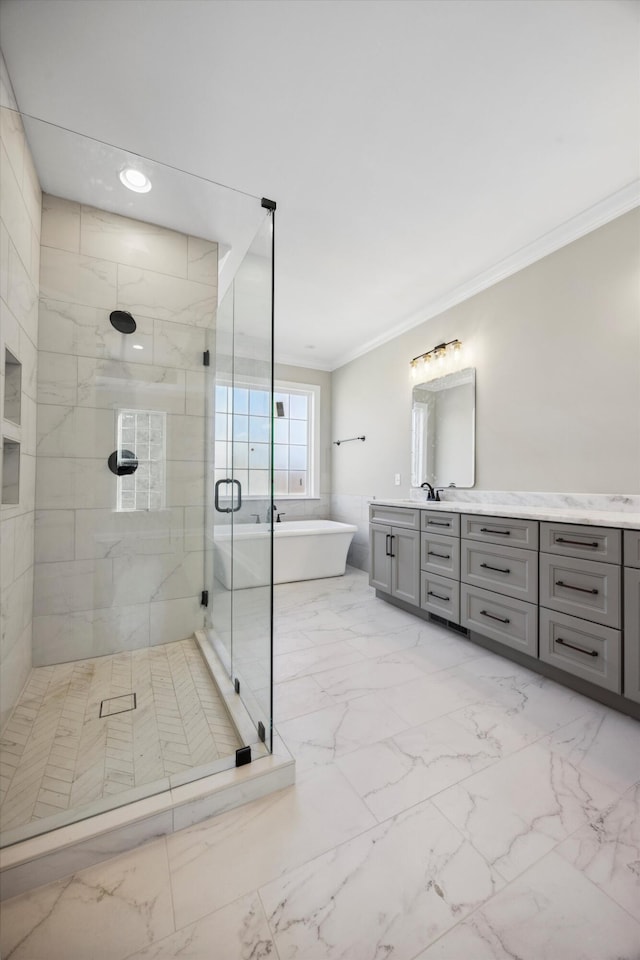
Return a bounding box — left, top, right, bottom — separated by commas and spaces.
187, 235, 218, 284
39, 298, 154, 363
1, 93, 41, 725
40, 246, 117, 308
117, 264, 215, 327
81, 205, 189, 277
76, 357, 186, 412
33, 604, 150, 665
74, 507, 184, 560
41, 195, 80, 253
32, 199, 215, 670
36, 351, 77, 405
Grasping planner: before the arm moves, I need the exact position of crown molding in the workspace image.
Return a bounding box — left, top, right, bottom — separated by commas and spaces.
329, 180, 640, 372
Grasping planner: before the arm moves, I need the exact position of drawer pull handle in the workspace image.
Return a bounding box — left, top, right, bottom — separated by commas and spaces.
556, 537, 599, 548
480, 609, 510, 624
556, 637, 598, 658
555, 580, 598, 595
480, 527, 511, 535
427, 591, 449, 602
480, 562, 511, 575
428, 520, 451, 527
428, 551, 450, 559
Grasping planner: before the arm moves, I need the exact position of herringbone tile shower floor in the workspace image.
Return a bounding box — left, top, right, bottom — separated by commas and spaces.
0, 638, 240, 834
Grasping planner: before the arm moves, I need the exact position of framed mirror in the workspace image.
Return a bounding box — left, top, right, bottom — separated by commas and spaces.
411, 367, 475, 489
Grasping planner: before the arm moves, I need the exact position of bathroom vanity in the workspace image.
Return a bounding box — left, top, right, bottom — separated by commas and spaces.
370, 499, 640, 717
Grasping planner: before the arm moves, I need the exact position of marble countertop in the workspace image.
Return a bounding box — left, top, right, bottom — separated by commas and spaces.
370, 499, 640, 530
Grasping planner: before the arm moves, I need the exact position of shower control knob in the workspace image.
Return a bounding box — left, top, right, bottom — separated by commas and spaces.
107, 450, 139, 476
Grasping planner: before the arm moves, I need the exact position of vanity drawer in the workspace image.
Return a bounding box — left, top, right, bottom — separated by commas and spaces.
539, 608, 621, 694
624, 530, 640, 569
540, 522, 621, 565
624, 568, 640, 704
421, 511, 460, 537
461, 584, 538, 656
539, 553, 621, 629
369, 504, 420, 530
461, 515, 539, 550
421, 571, 460, 623
461, 540, 538, 604
421, 532, 460, 579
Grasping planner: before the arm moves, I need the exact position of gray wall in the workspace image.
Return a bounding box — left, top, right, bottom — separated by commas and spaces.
0, 62, 41, 729
331, 209, 640, 569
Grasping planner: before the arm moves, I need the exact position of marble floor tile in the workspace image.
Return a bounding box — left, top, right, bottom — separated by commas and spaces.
313, 652, 436, 702
259, 797, 502, 960
416, 850, 640, 960
273, 639, 365, 682
448, 671, 598, 758
276, 692, 408, 771
337, 713, 504, 821
273, 675, 336, 721
547, 709, 640, 797
375, 662, 496, 728
166, 763, 376, 929
122, 891, 274, 959
0, 839, 174, 960
556, 782, 640, 923
432, 735, 619, 882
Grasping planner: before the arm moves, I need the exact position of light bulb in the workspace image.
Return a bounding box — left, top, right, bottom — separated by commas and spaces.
119, 168, 152, 193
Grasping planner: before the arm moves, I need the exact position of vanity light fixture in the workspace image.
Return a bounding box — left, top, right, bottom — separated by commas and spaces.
410, 339, 462, 378
119, 168, 152, 193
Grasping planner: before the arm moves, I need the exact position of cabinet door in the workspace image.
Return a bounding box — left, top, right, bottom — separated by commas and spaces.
624, 567, 640, 704
391, 527, 420, 607
369, 524, 392, 594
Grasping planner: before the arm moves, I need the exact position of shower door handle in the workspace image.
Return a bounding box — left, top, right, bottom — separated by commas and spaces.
214, 479, 243, 513
231, 479, 242, 512
214, 479, 233, 513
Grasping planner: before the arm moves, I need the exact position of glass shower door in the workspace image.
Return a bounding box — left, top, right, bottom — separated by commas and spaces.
205, 205, 274, 753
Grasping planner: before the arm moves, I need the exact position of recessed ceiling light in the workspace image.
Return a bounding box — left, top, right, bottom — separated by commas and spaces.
132, 344, 144, 350
119, 168, 152, 193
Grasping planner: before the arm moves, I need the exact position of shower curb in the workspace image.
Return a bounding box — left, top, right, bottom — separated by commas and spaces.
0, 744, 295, 900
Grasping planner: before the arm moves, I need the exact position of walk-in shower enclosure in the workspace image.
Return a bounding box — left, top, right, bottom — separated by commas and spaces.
0, 104, 275, 848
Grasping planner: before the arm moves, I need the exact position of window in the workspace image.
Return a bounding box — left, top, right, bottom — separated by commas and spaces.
214, 381, 319, 498
116, 409, 166, 511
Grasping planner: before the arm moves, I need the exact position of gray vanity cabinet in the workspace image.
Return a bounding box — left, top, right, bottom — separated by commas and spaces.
623, 531, 640, 704
371, 502, 640, 717
369, 506, 420, 607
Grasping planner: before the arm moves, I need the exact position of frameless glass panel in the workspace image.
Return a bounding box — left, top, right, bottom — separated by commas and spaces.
206, 208, 274, 756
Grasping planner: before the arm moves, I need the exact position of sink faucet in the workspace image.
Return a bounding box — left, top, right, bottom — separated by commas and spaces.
420, 482, 440, 501
266, 503, 278, 522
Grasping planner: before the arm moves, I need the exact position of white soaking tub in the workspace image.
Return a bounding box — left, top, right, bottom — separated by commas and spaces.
213, 519, 357, 589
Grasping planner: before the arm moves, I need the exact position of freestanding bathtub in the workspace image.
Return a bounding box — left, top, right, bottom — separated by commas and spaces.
213, 519, 357, 589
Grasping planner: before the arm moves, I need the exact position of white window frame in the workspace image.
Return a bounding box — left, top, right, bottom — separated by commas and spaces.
215, 378, 320, 500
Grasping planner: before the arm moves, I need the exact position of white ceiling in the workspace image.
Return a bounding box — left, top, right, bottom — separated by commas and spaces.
1, 0, 638, 370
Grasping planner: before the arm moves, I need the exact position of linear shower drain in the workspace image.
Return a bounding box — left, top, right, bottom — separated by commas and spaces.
99, 693, 137, 718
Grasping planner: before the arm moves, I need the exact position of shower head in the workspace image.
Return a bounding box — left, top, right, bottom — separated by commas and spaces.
110, 310, 137, 334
